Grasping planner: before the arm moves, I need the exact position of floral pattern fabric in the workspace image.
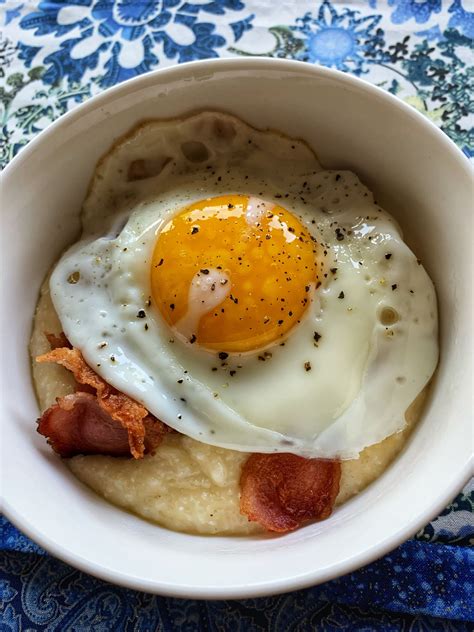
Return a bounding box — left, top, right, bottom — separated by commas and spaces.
1, 1, 473, 630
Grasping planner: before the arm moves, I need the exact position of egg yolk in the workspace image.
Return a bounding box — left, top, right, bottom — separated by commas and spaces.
151, 195, 320, 353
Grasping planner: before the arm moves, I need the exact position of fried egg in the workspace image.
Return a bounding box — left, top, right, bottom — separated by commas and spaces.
50, 112, 438, 459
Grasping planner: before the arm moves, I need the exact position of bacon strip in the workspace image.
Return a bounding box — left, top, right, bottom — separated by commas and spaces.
36, 346, 167, 458
240, 453, 341, 533
39, 392, 132, 457
45, 332, 72, 350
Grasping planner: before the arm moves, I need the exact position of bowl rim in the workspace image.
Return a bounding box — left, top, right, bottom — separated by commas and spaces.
2, 57, 471, 181
4, 468, 472, 600
2, 56, 473, 599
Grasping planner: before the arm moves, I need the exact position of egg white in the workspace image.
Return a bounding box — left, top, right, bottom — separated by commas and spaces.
50, 113, 438, 459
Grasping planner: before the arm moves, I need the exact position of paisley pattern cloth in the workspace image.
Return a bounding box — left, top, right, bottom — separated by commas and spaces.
1, 1, 473, 629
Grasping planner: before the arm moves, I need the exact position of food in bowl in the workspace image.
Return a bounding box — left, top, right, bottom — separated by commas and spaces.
30, 111, 438, 535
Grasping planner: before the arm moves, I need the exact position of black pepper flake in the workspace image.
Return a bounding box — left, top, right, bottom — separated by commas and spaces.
177, 415, 182, 420
200, 268, 209, 275
177, 379, 183, 384
211, 367, 217, 371
258, 355, 266, 362
392, 284, 398, 291
144, 323, 149, 331
335, 228, 344, 241
110, 355, 116, 362
227, 203, 234, 209
191, 226, 199, 235
189, 334, 197, 344
316, 281, 322, 289
170, 303, 175, 310
278, 319, 284, 325
305, 285, 310, 292
156, 258, 164, 267
145, 298, 151, 307
338, 291, 345, 299
335, 174, 341, 181
230, 370, 236, 377
313, 332, 322, 342
385, 253, 392, 260
137, 310, 146, 318
180, 398, 186, 402
304, 361, 312, 372
218, 352, 229, 360
330, 267, 338, 274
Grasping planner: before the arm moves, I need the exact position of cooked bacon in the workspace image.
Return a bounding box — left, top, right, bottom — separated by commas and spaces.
45, 332, 72, 350
36, 346, 168, 458
240, 453, 341, 533
38, 392, 132, 457
38, 392, 166, 457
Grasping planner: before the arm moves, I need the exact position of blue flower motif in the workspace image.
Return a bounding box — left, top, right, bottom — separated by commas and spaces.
3, 2, 25, 26
415, 24, 444, 40
291, 0, 382, 75
17, 0, 253, 87
448, 0, 474, 39
389, 0, 442, 25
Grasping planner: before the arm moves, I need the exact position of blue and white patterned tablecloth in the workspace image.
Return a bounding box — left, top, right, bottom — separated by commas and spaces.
1, 2, 473, 630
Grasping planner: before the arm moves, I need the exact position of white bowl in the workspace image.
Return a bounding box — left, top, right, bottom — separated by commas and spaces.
1, 58, 472, 599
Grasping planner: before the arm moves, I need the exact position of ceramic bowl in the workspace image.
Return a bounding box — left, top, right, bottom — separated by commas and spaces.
1, 58, 472, 599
